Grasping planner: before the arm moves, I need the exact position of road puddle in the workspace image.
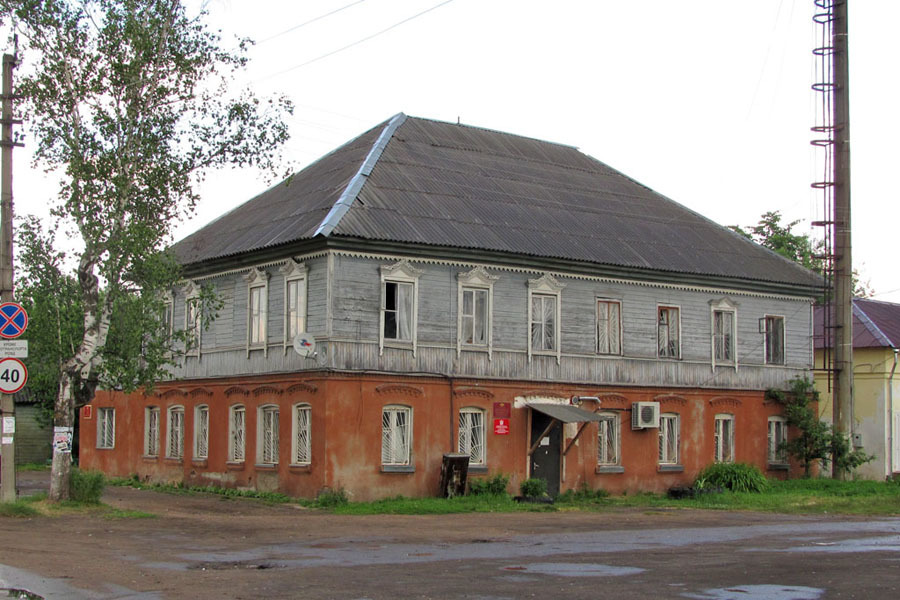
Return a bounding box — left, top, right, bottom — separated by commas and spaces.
501, 563, 644, 577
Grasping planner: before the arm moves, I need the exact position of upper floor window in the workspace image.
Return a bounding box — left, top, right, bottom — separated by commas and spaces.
382, 405, 412, 468
597, 299, 622, 355
257, 404, 279, 465
528, 273, 566, 363
767, 416, 788, 465
710, 298, 738, 367
380, 260, 422, 356
714, 414, 734, 463
658, 306, 680, 359
658, 412, 679, 465
183, 281, 202, 357
228, 405, 246, 463
457, 266, 498, 358
144, 406, 160, 457
167, 406, 185, 460
194, 405, 209, 460
244, 268, 269, 355
292, 404, 311, 465
281, 259, 308, 352
764, 315, 785, 365
97, 407, 115, 449
597, 412, 620, 466
160, 297, 174, 339
458, 407, 486, 466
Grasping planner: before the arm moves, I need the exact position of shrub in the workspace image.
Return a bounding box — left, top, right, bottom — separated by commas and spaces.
519, 477, 548, 499
557, 483, 610, 503
468, 473, 510, 496
695, 462, 769, 493
316, 487, 349, 508
70, 468, 105, 504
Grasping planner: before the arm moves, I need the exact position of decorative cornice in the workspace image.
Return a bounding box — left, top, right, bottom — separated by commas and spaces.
458, 265, 499, 286
181, 280, 200, 297
224, 386, 250, 397
596, 393, 628, 405
528, 272, 566, 293
253, 385, 283, 397
157, 388, 187, 399
381, 258, 423, 279
188, 388, 213, 397
375, 383, 424, 397
243, 267, 269, 285
280, 258, 308, 279
453, 387, 495, 399
286, 382, 319, 395
709, 396, 742, 408
654, 393, 688, 406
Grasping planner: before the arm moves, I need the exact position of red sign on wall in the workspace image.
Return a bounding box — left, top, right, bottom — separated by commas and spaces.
493, 402, 510, 419
81, 405, 93, 420
494, 418, 509, 435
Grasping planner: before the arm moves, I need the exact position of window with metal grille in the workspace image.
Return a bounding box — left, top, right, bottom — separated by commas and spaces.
461, 288, 489, 346
658, 413, 679, 464
765, 316, 785, 365
97, 407, 115, 449
531, 293, 558, 351
167, 406, 184, 459
292, 404, 311, 465
194, 405, 209, 460
597, 300, 622, 355
767, 416, 788, 464
458, 408, 485, 466
713, 310, 735, 363
382, 405, 411, 466
286, 277, 307, 341
257, 405, 279, 465
658, 306, 680, 358
597, 413, 620, 466
229, 405, 245, 462
145, 406, 159, 456
714, 414, 734, 463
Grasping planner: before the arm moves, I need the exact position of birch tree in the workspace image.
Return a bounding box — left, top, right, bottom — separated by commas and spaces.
1, 0, 292, 500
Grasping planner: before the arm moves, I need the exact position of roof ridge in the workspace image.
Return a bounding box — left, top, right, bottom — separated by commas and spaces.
314, 112, 408, 237
853, 300, 895, 348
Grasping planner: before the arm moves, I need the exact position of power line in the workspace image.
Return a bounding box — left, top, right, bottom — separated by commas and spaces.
260, 0, 455, 80
256, 0, 369, 44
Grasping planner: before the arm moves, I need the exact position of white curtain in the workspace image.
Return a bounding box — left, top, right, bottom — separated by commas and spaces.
397, 283, 412, 341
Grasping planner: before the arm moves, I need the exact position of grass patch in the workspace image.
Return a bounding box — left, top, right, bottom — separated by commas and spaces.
103, 508, 157, 519
331, 493, 557, 515
107, 477, 301, 505
0, 500, 40, 518
16, 462, 51, 472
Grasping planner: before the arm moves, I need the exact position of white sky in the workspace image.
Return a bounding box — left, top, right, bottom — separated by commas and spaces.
12, 1, 900, 301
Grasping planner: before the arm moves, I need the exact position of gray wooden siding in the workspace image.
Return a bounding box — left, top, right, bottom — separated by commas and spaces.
169, 253, 814, 390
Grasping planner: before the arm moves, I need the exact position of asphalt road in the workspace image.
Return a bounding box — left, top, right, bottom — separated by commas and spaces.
1, 472, 898, 599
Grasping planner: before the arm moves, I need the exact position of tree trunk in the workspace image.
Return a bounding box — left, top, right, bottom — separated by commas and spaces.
49, 371, 77, 501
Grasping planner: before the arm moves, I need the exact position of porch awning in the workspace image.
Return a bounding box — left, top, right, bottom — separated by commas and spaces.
528, 403, 604, 423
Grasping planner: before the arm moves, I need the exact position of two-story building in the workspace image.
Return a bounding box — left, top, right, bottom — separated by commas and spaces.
79, 114, 821, 500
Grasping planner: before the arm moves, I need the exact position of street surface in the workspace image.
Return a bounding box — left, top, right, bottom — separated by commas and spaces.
1, 471, 898, 599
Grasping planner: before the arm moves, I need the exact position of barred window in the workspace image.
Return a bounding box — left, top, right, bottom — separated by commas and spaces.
597, 413, 620, 466
229, 405, 245, 462
166, 406, 184, 459
292, 404, 311, 465
382, 405, 411, 466
258, 405, 279, 465
458, 408, 485, 466
145, 406, 159, 457
97, 407, 115, 449
194, 405, 209, 460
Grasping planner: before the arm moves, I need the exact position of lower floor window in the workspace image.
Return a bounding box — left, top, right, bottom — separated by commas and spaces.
768, 416, 788, 464
97, 407, 115, 449
293, 404, 311, 465
229, 405, 245, 462
194, 405, 209, 460
597, 413, 620, 466
258, 405, 280, 465
714, 414, 734, 463
458, 408, 485, 466
167, 406, 185, 459
658, 413, 679, 465
382, 405, 411, 466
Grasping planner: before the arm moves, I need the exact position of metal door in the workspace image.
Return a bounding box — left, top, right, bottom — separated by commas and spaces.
529, 410, 560, 496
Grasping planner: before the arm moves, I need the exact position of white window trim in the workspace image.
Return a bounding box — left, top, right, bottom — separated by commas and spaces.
658, 412, 680, 465
457, 266, 498, 360
597, 412, 621, 466
596, 298, 623, 356
528, 273, 565, 364
160, 290, 174, 338
767, 416, 789, 465
714, 413, 735, 463
710, 297, 739, 370
381, 404, 413, 469
764, 314, 786, 366
280, 259, 309, 354
244, 268, 270, 357
379, 260, 423, 357
144, 406, 159, 457
457, 406, 487, 466
194, 404, 209, 461
183, 281, 201, 358
257, 404, 280, 466
97, 407, 115, 450
228, 404, 246, 463
291, 403, 312, 466
166, 405, 185, 460
657, 304, 682, 359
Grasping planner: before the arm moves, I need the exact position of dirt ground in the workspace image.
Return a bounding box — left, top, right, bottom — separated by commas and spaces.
2, 471, 900, 599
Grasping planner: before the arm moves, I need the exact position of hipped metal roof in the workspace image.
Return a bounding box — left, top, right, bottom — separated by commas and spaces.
815, 298, 900, 349
172, 113, 822, 291
528, 403, 605, 424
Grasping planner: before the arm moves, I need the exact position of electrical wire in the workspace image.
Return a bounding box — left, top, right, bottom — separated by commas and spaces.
256, 0, 369, 44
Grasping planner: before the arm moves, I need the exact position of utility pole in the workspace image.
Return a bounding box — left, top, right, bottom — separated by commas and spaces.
831, 0, 854, 479
0, 50, 21, 502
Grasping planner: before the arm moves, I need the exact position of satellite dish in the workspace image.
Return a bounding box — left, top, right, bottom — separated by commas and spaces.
293, 333, 316, 358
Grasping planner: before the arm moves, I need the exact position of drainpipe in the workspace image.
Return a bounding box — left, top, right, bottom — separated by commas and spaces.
888, 349, 898, 478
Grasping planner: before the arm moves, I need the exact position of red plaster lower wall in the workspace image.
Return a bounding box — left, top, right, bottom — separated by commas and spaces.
78, 372, 804, 501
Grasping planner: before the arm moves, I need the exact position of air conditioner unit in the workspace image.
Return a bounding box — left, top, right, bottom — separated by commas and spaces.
631, 402, 660, 430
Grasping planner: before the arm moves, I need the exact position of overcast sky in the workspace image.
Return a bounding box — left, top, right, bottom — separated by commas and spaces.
13, 1, 900, 301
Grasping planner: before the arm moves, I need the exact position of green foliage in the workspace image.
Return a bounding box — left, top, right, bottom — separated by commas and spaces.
767, 377, 873, 477
69, 468, 105, 504
467, 472, 510, 496
315, 488, 349, 508
730, 211, 823, 272
695, 462, 769, 493
0, 500, 41, 517
519, 477, 548, 499
557, 483, 610, 503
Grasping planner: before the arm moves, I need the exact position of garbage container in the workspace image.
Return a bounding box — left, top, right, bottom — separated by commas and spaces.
439, 453, 470, 498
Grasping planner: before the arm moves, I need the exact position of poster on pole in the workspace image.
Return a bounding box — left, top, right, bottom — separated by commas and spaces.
53, 427, 74, 454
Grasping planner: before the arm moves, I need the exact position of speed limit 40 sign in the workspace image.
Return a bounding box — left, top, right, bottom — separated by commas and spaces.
0, 357, 27, 394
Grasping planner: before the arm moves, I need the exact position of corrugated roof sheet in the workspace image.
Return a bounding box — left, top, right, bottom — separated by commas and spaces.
171, 114, 822, 289
528, 403, 605, 423
814, 298, 900, 349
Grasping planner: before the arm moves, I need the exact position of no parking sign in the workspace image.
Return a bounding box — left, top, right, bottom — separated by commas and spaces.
0, 302, 27, 339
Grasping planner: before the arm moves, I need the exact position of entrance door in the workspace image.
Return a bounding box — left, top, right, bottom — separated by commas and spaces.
529, 410, 561, 496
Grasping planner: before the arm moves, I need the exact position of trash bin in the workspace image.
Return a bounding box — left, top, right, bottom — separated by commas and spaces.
439, 453, 470, 498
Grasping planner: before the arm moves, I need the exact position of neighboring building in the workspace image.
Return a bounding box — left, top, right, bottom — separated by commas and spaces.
815, 298, 900, 480
11, 390, 51, 466
79, 114, 821, 500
